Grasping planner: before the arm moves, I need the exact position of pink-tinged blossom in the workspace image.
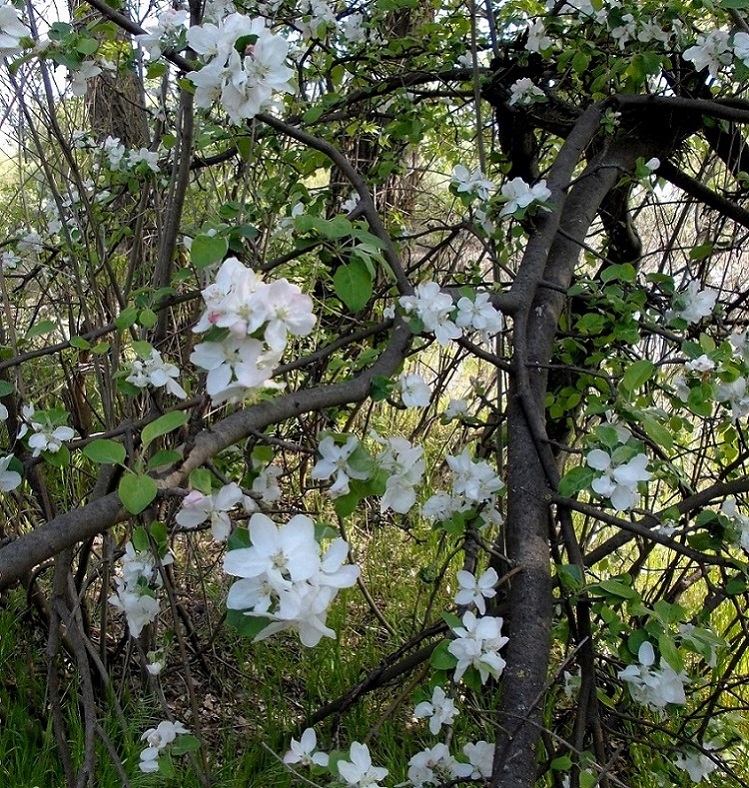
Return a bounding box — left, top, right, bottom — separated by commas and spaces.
337, 741, 388, 787
413, 686, 459, 734
175, 482, 248, 542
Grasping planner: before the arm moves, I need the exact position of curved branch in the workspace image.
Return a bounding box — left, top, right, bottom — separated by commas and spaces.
0, 323, 412, 590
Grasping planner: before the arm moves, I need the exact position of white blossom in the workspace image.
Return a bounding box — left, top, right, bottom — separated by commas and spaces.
0, 1, 30, 57
684, 29, 732, 78
310, 435, 369, 497
451, 164, 494, 201
525, 19, 552, 52
508, 77, 545, 106
399, 281, 460, 346
126, 349, 187, 398
399, 373, 431, 408
618, 641, 688, 709
499, 177, 552, 217
224, 513, 359, 647
337, 741, 388, 787
283, 728, 329, 767
0, 454, 21, 492
448, 610, 509, 683
670, 280, 717, 324
586, 449, 651, 511
413, 686, 459, 734
454, 567, 498, 615
674, 743, 719, 783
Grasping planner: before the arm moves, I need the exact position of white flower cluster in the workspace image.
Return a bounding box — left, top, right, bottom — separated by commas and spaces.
126, 349, 187, 399
683, 29, 749, 78
186, 14, 294, 124
17, 404, 76, 458
108, 542, 172, 637
310, 433, 425, 514
448, 609, 509, 683
223, 512, 360, 646
398, 372, 431, 408
586, 447, 651, 512
498, 177, 552, 218
399, 281, 503, 347
508, 77, 545, 106
618, 641, 688, 709
422, 448, 504, 527
376, 435, 425, 514
451, 165, 494, 201
175, 481, 252, 542
0, 1, 30, 57
102, 136, 160, 173
190, 257, 316, 404
139, 720, 189, 773
136, 8, 188, 60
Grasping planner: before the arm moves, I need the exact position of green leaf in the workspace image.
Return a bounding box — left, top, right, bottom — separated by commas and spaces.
557, 465, 596, 497
146, 61, 167, 79
189, 468, 213, 495
689, 242, 713, 261
226, 609, 272, 638
658, 633, 684, 672
147, 449, 182, 470
333, 260, 372, 312
171, 735, 201, 756
82, 438, 126, 465
138, 308, 158, 328
722, 0, 749, 9
118, 472, 158, 515
150, 521, 169, 553
621, 360, 654, 392
600, 263, 636, 283
227, 527, 251, 551
76, 38, 98, 55
69, 336, 91, 350
131, 526, 150, 552
333, 489, 360, 519
251, 444, 274, 466
592, 579, 639, 599
190, 235, 228, 268
429, 639, 457, 670
43, 445, 70, 467
639, 412, 674, 450
0, 380, 14, 397
115, 307, 139, 330
26, 319, 55, 339
141, 411, 189, 451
